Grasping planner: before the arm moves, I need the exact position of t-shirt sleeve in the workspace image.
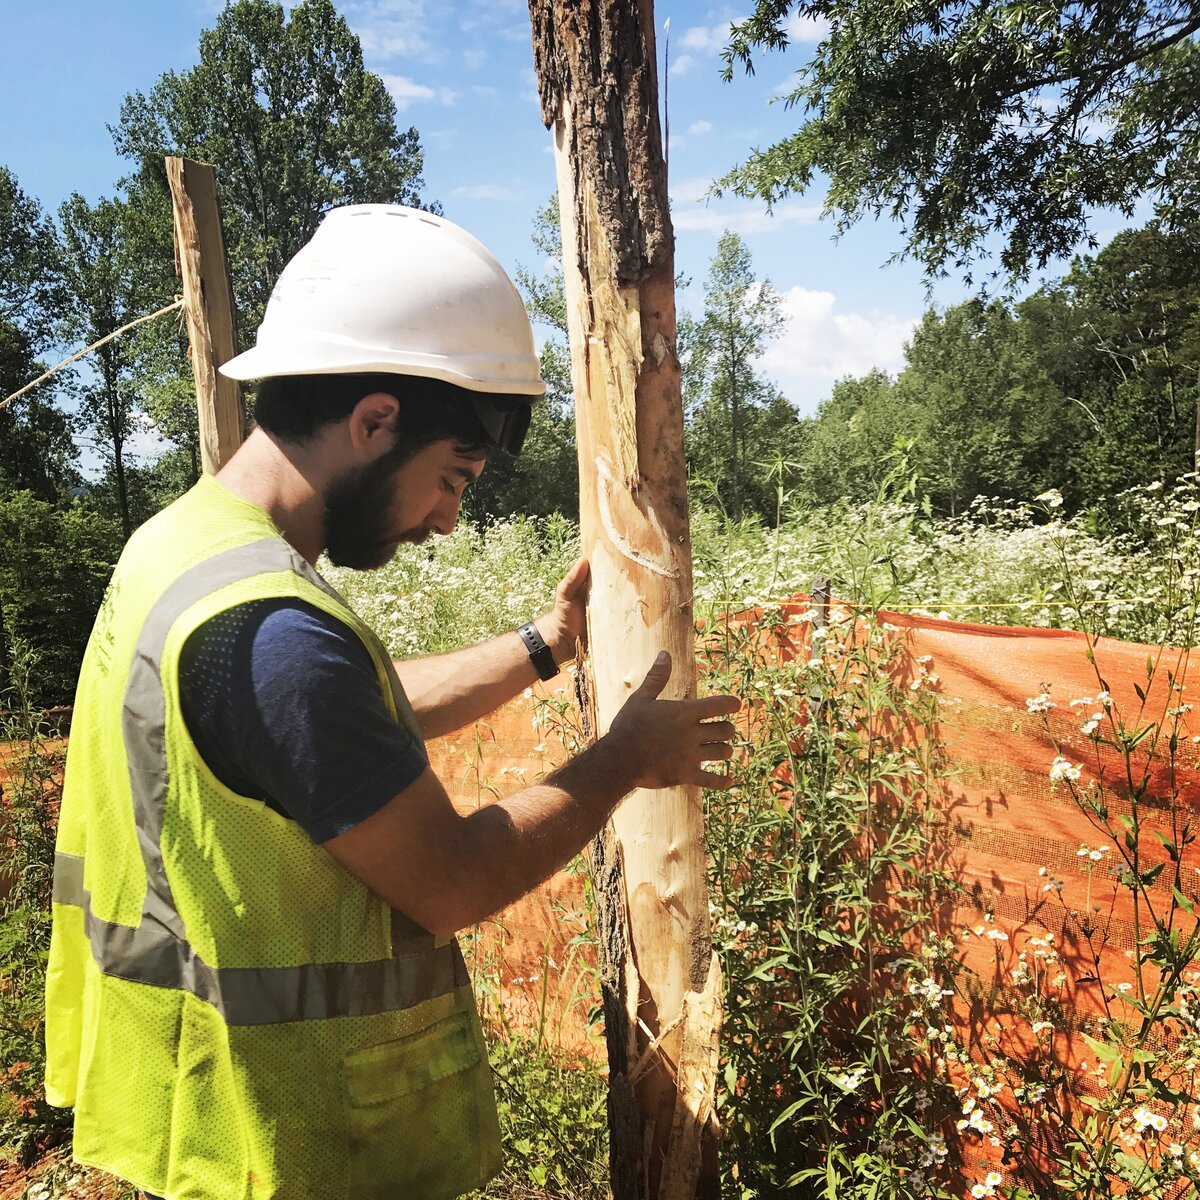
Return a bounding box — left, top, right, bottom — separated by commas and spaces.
178, 598, 429, 844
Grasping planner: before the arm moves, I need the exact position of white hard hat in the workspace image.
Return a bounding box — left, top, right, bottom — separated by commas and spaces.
220, 205, 545, 398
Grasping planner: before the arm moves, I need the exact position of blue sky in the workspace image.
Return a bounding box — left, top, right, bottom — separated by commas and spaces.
0, 0, 1141, 419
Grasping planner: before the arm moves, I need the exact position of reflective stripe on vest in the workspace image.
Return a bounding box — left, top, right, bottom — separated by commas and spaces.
52, 537, 464, 1027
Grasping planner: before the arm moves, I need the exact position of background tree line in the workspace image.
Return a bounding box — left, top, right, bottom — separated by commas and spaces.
3, 0, 1198, 707
0, 0, 441, 704
795, 223, 1200, 518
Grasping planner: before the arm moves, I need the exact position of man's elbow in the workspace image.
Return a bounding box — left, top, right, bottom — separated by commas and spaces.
378, 864, 484, 939
414, 902, 472, 940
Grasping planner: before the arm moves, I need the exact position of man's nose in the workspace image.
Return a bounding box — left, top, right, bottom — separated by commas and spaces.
430, 493, 462, 536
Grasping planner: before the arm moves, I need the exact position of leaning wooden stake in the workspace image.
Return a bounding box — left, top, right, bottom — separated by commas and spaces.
166, 156, 244, 474
531, 5, 721, 1197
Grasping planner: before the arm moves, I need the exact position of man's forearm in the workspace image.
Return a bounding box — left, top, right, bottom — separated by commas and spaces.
441, 735, 637, 932
324, 649, 736, 938
395, 618, 570, 740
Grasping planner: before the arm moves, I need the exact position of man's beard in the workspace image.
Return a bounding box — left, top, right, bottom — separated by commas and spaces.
324, 446, 427, 569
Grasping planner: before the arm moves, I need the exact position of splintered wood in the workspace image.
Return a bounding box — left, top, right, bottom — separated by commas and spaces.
530, 3, 721, 1196
166, 156, 245, 475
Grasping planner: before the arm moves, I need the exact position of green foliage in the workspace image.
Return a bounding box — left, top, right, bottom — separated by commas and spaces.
719, 0, 1200, 284
467, 199, 578, 523
0, 493, 120, 706
515, 196, 569, 337
1063, 225, 1200, 500
693, 483, 1200, 648
0, 321, 79, 505
696, 474, 962, 1198
794, 222, 1200, 516
323, 513, 580, 658
0, 641, 71, 1160
921, 482, 1200, 1197
57, 193, 164, 538
797, 370, 919, 507
682, 231, 802, 521
896, 300, 1076, 516
704, 625, 958, 1196
0, 168, 79, 503
0, 167, 64, 352
111, 0, 435, 333
468, 1034, 608, 1200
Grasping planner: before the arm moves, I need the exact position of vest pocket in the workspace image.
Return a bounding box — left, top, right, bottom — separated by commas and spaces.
344, 1009, 501, 1200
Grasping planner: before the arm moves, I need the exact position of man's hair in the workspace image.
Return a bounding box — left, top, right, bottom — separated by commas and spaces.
253, 373, 493, 458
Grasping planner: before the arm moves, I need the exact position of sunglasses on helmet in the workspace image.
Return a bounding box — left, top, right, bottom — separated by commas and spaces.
471, 398, 533, 457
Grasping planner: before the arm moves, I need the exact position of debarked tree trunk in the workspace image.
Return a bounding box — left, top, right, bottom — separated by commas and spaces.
530, 5, 722, 1198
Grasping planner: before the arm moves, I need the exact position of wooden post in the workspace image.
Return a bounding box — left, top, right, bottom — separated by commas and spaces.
165, 156, 244, 475
530, 5, 721, 1198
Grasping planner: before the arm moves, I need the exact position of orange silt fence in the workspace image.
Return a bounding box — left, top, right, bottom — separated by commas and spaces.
429, 594, 1200, 1194
880, 606, 1199, 1192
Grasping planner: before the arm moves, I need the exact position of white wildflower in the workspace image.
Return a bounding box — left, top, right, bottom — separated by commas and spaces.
1050, 756, 1082, 782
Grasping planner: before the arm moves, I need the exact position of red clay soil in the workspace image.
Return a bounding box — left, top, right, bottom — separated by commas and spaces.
0, 1149, 129, 1199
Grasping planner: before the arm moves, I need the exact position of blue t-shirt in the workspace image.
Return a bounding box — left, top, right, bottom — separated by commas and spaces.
178, 599, 429, 844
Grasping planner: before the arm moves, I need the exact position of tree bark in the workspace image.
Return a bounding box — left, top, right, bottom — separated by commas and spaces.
530, 5, 721, 1198
100, 352, 131, 540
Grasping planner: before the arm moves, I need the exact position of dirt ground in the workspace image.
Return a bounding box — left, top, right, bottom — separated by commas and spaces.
0, 1149, 129, 1200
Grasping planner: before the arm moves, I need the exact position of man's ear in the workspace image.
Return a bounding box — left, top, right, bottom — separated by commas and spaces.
349, 391, 401, 455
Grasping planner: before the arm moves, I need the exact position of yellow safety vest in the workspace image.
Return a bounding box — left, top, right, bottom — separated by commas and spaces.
45, 473, 501, 1199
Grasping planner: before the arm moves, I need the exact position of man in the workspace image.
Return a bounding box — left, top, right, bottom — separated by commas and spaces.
45, 205, 738, 1199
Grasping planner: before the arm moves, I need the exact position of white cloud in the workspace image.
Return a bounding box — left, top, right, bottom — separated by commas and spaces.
458, 0, 528, 37
784, 12, 830, 42
382, 75, 435, 107
380, 75, 457, 109
347, 0, 434, 60
673, 199, 822, 235
759, 287, 916, 411
689, 119, 713, 136
681, 21, 735, 54
451, 183, 519, 201
668, 53, 697, 77
669, 175, 719, 204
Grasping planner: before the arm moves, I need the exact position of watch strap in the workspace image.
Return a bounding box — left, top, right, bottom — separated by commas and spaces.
517, 622, 558, 682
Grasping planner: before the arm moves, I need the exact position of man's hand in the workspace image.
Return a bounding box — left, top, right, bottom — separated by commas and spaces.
607, 651, 741, 790
535, 557, 590, 666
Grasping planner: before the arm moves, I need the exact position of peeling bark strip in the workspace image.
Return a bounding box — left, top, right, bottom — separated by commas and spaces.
166, 156, 245, 475
531, 4, 721, 1197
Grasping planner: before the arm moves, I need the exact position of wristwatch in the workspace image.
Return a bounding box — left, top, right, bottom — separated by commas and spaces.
517, 622, 558, 681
